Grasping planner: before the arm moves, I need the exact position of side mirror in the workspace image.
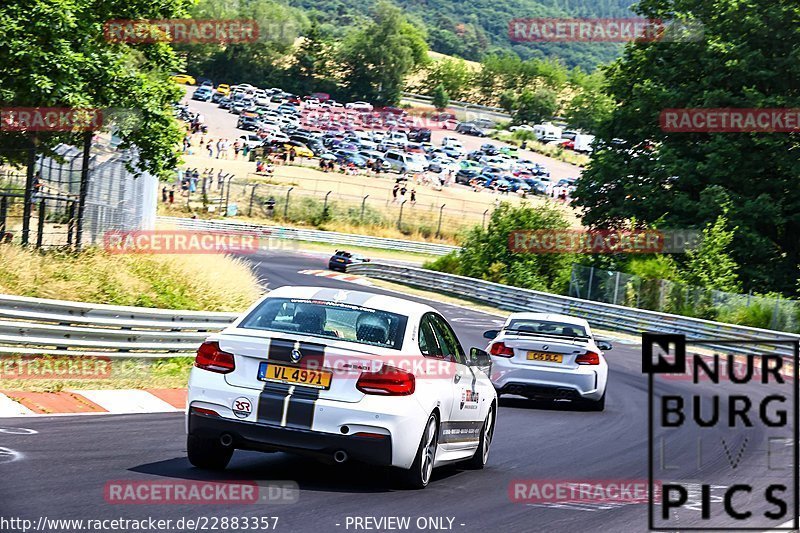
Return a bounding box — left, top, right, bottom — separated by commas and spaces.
483, 329, 500, 340
597, 340, 613, 351
470, 347, 492, 367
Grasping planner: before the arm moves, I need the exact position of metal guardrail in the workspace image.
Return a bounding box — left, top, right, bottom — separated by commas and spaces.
348, 263, 800, 357
401, 92, 511, 119
0, 294, 237, 358
159, 216, 459, 256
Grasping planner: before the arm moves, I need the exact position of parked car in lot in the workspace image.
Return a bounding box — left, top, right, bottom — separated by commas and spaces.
345, 101, 374, 111
506, 176, 532, 194
334, 151, 368, 168
283, 141, 314, 158
218, 97, 232, 110
384, 150, 427, 173
191, 87, 213, 102
172, 73, 196, 85
455, 169, 480, 185
529, 176, 553, 195
455, 122, 487, 137
187, 285, 497, 488
483, 313, 611, 410
407, 127, 431, 143
238, 134, 263, 149
237, 112, 261, 130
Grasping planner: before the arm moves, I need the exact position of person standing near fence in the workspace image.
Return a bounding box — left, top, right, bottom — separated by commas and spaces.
206, 139, 213, 157
217, 170, 225, 190
168, 187, 175, 204
162, 185, 168, 203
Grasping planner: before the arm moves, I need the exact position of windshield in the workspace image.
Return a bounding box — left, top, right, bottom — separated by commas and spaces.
239, 297, 408, 349
505, 319, 588, 338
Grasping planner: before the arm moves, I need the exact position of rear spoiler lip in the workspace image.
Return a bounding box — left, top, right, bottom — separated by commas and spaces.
500, 330, 591, 343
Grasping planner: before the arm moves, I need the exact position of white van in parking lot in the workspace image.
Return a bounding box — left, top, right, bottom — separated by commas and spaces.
533, 122, 563, 142
573, 134, 596, 153
384, 151, 427, 173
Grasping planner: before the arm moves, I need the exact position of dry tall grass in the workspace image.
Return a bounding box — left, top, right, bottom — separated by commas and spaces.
0, 246, 263, 312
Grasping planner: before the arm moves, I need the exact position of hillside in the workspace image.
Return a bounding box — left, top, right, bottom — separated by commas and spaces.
288, 0, 638, 71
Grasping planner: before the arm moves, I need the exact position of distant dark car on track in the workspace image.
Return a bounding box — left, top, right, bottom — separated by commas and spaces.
328, 250, 370, 272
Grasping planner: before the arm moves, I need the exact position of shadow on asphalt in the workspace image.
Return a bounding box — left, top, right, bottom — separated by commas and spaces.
130, 451, 471, 493
498, 396, 601, 412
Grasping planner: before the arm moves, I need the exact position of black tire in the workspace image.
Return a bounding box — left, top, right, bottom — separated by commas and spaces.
187, 434, 233, 470
399, 413, 438, 489
465, 406, 495, 469
583, 392, 606, 412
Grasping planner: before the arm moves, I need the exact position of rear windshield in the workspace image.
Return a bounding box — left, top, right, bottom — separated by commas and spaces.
506, 319, 588, 338
239, 297, 407, 349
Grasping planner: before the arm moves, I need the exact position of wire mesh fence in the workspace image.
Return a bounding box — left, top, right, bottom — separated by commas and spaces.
167, 168, 502, 240
0, 140, 158, 249
569, 264, 800, 333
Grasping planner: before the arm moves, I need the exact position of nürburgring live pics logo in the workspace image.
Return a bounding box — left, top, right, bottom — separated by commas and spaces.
643, 333, 799, 530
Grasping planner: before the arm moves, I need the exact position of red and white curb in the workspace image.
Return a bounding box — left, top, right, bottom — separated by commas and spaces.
0, 389, 186, 417
298, 269, 372, 286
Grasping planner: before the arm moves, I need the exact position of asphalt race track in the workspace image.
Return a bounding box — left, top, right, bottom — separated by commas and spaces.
0, 250, 793, 532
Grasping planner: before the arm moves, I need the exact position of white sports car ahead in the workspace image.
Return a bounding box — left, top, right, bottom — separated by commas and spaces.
187, 286, 497, 488
484, 313, 611, 411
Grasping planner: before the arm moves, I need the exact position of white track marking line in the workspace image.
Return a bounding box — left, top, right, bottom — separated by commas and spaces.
72, 390, 179, 414
0, 393, 34, 417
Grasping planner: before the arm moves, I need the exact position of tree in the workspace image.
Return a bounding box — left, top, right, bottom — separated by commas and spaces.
572, 0, 800, 294
513, 87, 558, 125
288, 21, 335, 96
0, 0, 190, 177
431, 84, 449, 110
681, 212, 741, 292
564, 71, 614, 132
181, 0, 308, 91
455, 202, 575, 293
498, 90, 516, 114
338, 2, 428, 106
421, 58, 473, 100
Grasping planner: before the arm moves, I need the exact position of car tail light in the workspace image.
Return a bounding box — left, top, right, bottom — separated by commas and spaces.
489, 342, 514, 357
195, 341, 235, 374
356, 365, 415, 396
576, 351, 601, 365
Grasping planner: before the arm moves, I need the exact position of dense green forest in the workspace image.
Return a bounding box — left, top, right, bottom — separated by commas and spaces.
288, 0, 637, 70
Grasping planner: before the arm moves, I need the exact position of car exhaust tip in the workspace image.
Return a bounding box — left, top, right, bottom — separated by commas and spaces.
333, 450, 348, 463
220, 433, 234, 447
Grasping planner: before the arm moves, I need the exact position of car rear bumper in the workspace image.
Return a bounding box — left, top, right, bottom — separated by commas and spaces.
492, 364, 605, 400
189, 411, 393, 465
